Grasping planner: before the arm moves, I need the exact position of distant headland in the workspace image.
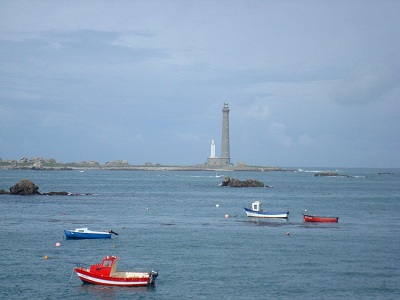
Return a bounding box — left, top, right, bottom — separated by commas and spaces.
0, 157, 290, 172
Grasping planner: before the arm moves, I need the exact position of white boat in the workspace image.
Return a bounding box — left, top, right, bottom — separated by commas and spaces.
244, 201, 289, 218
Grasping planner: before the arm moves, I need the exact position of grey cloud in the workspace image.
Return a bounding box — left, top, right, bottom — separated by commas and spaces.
332, 63, 400, 105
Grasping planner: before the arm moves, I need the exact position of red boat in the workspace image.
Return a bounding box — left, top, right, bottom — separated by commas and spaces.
303, 214, 339, 223
74, 256, 158, 287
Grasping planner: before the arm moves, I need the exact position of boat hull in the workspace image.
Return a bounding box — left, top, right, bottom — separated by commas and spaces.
244, 208, 289, 218
74, 267, 158, 287
303, 214, 338, 223
64, 230, 111, 239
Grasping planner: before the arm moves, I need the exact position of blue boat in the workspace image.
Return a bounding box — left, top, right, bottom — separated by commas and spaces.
64, 228, 118, 239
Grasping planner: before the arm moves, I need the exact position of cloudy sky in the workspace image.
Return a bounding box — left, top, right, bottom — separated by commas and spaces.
0, 0, 399, 168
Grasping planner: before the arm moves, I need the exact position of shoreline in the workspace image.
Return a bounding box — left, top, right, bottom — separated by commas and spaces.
0, 162, 292, 172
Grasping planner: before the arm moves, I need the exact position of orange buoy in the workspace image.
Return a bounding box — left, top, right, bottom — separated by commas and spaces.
44, 255, 49, 260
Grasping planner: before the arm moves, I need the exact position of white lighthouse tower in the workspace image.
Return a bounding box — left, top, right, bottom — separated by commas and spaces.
210, 139, 216, 158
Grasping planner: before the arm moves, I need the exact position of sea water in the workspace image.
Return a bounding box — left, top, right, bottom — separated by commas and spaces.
0, 168, 399, 299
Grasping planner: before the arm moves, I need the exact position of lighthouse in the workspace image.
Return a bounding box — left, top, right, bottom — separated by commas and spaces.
220, 102, 231, 165
206, 103, 231, 166
210, 139, 216, 158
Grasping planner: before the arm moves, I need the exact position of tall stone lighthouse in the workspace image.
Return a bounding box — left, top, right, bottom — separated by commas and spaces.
206, 102, 231, 166
220, 102, 230, 165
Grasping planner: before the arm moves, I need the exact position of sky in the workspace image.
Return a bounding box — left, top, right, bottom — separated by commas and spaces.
0, 0, 399, 168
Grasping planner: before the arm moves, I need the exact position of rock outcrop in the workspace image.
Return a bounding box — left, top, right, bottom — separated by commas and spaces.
314, 171, 349, 177
9, 179, 40, 195
4, 179, 82, 196
221, 176, 266, 187
42, 191, 70, 196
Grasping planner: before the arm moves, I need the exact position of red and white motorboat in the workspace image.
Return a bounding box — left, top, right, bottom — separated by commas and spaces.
74, 256, 158, 287
303, 214, 339, 223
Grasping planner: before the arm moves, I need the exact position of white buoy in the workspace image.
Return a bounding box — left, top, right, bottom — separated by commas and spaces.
216, 204, 220, 208
55, 242, 61, 247
225, 214, 229, 218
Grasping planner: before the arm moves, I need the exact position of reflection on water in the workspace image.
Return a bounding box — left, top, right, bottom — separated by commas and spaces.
77, 283, 155, 299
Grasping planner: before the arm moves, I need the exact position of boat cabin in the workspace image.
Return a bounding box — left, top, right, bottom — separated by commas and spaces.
252, 201, 262, 212
89, 256, 119, 277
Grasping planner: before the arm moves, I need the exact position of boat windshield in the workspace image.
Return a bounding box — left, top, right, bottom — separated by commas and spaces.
103, 260, 112, 267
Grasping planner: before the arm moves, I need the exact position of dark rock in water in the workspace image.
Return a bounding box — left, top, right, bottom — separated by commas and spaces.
42, 191, 70, 196
7, 179, 81, 196
9, 179, 40, 195
221, 176, 231, 186
221, 176, 265, 187
314, 171, 349, 177
314, 171, 339, 177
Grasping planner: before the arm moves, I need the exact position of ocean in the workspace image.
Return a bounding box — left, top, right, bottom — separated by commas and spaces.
0, 168, 399, 299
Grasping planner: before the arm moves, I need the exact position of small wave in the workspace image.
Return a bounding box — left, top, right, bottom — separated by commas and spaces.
297, 169, 320, 173
189, 175, 222, 178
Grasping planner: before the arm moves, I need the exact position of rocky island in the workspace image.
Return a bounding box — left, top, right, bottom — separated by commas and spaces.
0, 157, 288, 172
314, 171, 350, 177
0, 179, 86, 196
220, 176, 267, 187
